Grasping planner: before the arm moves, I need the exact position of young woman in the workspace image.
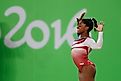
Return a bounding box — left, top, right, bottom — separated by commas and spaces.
71, 14, 104, 81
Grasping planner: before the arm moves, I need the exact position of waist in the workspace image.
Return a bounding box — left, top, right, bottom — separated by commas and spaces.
71, 49, 88, 59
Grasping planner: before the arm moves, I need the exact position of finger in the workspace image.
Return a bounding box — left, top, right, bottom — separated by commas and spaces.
99, 21, 104, 26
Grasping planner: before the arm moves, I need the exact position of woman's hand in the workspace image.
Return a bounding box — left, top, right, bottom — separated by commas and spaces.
95, 21, 104, 32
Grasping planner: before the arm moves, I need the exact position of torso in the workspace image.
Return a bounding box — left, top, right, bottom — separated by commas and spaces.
71, 37, 95, 68
71, 37, 91, 55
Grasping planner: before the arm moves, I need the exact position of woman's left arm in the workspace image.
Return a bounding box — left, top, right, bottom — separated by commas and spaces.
87, 22, 104, 49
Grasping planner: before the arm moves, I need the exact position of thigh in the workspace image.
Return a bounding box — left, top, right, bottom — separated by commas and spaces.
79, 65, 96, 81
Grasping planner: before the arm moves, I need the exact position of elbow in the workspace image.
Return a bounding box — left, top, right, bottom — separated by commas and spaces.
92, 45, 102, 49
97, 46, 102, 49
97, 45, 103, 49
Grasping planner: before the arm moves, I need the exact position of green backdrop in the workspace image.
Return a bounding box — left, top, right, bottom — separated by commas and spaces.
0, 0, 121, 81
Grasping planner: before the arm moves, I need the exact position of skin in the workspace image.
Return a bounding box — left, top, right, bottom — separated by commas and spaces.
77, 20, 104, 81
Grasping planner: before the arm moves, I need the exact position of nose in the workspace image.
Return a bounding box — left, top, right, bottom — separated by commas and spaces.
77, 26, 79, 29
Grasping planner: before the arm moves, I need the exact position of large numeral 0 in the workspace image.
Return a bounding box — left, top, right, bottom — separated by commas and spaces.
4, 6, 26, 48
25, 20, 50, 49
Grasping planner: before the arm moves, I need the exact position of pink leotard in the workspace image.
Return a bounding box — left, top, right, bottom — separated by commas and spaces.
71, 32, 103, 72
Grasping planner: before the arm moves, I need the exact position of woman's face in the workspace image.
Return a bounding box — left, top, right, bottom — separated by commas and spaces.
77, 21, 88, 34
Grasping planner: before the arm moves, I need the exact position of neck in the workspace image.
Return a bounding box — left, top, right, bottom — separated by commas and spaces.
79, 32, 89, 38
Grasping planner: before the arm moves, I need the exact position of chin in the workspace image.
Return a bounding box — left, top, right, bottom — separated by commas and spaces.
77, 31, 81, 33
77, 31, 82, 34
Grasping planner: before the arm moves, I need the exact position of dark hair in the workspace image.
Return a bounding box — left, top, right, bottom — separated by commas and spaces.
80, 18, 98, 32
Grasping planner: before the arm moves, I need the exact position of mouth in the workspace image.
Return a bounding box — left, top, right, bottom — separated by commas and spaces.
76, 29, 80, 33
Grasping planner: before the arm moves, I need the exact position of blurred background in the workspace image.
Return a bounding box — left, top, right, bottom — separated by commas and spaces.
0, 0, 121, 81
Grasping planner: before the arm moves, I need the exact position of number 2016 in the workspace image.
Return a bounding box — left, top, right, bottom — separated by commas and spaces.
2, 6, 87, 49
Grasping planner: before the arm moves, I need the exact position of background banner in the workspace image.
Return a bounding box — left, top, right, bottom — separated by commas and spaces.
0, 0, 121, 81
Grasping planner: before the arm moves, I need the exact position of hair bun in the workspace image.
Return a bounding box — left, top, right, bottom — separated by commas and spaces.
91, 18, 98, 28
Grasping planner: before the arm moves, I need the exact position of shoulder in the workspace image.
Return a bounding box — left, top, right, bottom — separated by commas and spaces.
85, 37, 95, 43
86, 37, 93, 41
72, 38, 87, 46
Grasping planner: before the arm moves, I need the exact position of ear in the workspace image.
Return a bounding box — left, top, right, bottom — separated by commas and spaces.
85, 26, 89, 30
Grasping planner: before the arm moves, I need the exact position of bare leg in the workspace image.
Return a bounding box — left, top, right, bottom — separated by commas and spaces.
78, 65, 96, 81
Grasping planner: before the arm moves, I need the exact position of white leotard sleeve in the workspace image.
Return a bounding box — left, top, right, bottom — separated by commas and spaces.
86, 32, 103, 49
